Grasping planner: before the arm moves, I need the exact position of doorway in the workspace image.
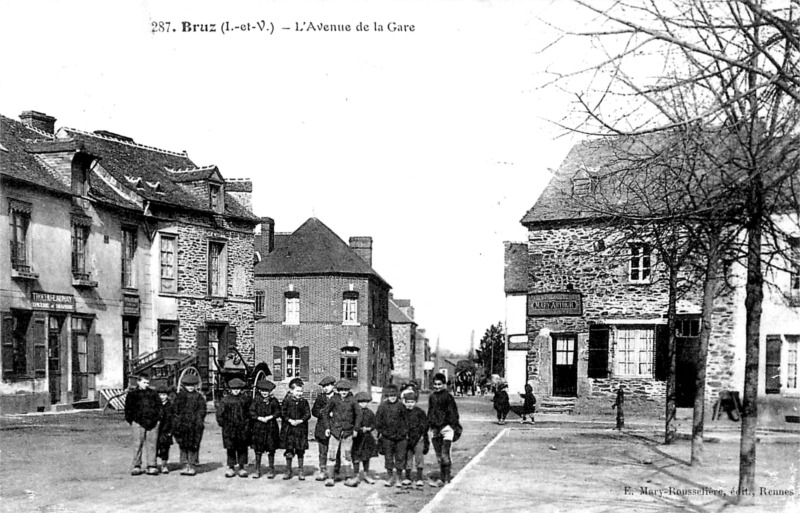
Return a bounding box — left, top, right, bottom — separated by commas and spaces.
552, 333, 578, 397
122, 317, 139, 388
48, 315, 65, 404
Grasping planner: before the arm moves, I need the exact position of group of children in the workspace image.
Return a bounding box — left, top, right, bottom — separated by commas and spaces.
492, 379, 537, 425
124, 371, 461, 489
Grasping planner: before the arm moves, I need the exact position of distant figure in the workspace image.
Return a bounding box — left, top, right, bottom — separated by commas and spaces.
612, 386, 625, 430
521, 380, 536, 424
493, 382, 510, 425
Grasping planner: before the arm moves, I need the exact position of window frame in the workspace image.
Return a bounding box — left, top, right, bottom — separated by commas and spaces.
160, 234, 177, 294
340, 352, 358, 380
285, 346, 300, 379
254, 290, 265, 317
787, 335, 798, 392
10, 208, 31, 271
207, 240, 227, 297
614, 326, 655, 377
121, 226, 137, 289
284, 292, 300, 325
71, 223, 90, 278
157, 320, 179, 350
342, 291, 359, 325
628, 243, 652, 284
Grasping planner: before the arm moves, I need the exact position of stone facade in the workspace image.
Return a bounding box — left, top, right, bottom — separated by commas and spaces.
391, 322, 415, 382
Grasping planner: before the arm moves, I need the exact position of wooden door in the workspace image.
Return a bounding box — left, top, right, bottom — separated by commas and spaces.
552, 333, 578, 397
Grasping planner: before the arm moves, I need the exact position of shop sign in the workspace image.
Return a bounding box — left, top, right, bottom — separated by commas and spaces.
31, 291, 75, 311
527, 292, 582, 317
507, 334, 530, 350
123, 294, 140, 316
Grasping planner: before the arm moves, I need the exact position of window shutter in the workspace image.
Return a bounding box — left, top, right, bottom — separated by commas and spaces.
196, 327, 209, 384
654, 325, 669, 381
766, 335, 782, 394
2, 314, 14, 374
587, 326, 609, 379
33, 316, 46, 377
272, 346, 283, 381
86, 334, 103, 375
300, 346, 310, 380
221, 245, 228, 296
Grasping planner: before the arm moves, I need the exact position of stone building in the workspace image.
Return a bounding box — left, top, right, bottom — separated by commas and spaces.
389, 296, 417, 384
510, 138, 799, 417
254, 217, 393, 394
1, 111, 258, 413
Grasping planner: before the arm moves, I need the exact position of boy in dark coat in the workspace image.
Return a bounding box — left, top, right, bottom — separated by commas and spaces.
322, 379, 362, 487
155, 382, 175, 474
250, 378, 282, 478
402, 388, 429, 488
311, 376, 337, 481
376, 384, 408, 488
216, 378, 252, 478
125, 372, 162, 476
427, 372, 461, 487
172, 373, 206, 476
352, 391, 378, 485
281, 377, 311, 480
493, 382, 510, 424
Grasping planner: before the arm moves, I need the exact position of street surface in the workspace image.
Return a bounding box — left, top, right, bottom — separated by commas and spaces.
1, 396, 798, 512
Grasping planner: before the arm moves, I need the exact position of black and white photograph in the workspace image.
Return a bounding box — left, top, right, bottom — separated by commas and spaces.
1, 1, 799, 512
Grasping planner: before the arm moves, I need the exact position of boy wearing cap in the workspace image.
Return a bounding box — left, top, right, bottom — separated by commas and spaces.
402, 388, 429, 488
352, 391, 378, 484
217, 378, 252, 478
311, 376, 337, 481
125, 372, 162, 476
172, 373, 206, 476
427, 372, 461, 487
376, 384, 408, 487
155, 382, 175, 473
250, 378, 282, 478
281, 377, 311, 480
493, 381, 510, 425
322, 379, 362, 487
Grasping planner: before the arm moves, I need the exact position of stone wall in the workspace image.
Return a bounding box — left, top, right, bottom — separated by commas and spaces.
391, 323, 413, 381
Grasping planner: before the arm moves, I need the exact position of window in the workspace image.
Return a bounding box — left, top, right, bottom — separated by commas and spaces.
160, 234, 177, 293
2, 312, 31, 377
788, 335, 798, 391
208, 241, 227, 297
285, 346, 300, 378
790, 239, 799, 303
629, 244, 651, 283
71, 223, 90, 279
343, 291, 358, 324
255, 290, 265, 316
676, 318, 701, 338
121, 227, 137, 289
341, 348, 358, 379
209, 184, 223, 213
9, 204, 31, 271
766, 335, 782, 394
284, 292, 299, 325
615, 327, 655, 377
158, 321, 179, 350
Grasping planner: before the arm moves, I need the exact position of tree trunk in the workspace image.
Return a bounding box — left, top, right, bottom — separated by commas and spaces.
664, 262, 678, 444
691, 239, 719, 465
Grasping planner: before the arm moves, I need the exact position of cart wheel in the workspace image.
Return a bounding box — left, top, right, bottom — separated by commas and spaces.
178, 366, 201, 391
252, 369, 269, 398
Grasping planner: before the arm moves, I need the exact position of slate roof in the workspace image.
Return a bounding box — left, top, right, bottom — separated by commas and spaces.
389, 300, 415, 324
504, 242, 528, 294
0, 115, 70, 194
255, 217, 390, 288
59, 128, 258, 222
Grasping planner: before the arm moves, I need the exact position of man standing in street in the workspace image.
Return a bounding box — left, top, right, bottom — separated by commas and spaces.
124, 372, 162, 476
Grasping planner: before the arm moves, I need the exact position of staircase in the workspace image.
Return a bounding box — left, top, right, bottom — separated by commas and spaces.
539, 396, 576, 414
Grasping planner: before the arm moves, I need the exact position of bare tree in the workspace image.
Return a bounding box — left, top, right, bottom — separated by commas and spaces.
544, 0, 800, 500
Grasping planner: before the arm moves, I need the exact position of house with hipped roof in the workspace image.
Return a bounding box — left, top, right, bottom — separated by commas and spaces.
254, 217, 394, 394
1, 110, 260, 413
508, 137, 799, 421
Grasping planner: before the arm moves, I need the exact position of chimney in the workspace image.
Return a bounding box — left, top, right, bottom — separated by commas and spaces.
260, 217, 275, 255
20, 111, 56, 135
349, 236, 373, 267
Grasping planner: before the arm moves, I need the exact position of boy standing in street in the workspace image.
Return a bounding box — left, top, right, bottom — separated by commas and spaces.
322, 379, 362, 487
217, 377, 252, 478
172, 373, 206, 476
124, 372, 162, 476
250, 378, 282, 478
281, 377, 311, 480
376, 384, 408, 488
402, 388, 429, 488
311, 376, 337, 481
352, 391, 378, 484
155, 382, 175, 473
427, 372, 461, 487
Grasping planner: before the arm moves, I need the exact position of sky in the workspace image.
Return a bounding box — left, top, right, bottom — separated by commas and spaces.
0, 0, 594, 354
